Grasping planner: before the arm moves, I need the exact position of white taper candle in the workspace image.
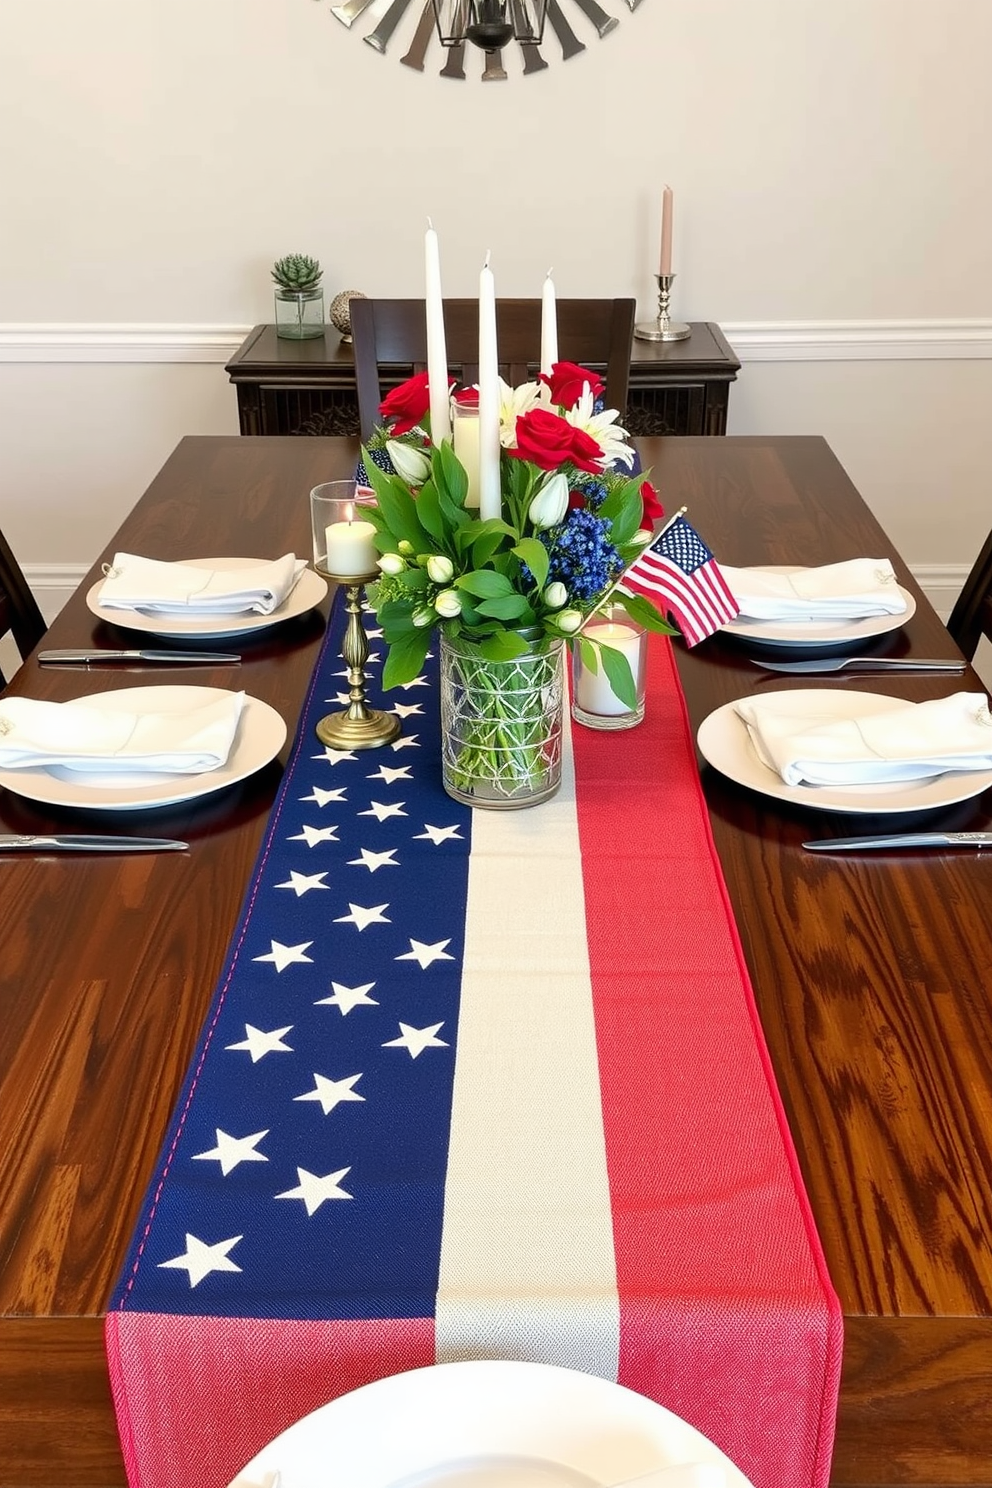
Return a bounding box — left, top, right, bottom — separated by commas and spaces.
425, 219, 451, 447
478, 253, 501, 522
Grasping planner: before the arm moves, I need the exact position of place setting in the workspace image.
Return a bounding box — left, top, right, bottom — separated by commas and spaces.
717, 557, 918, 658
0, 548, 337, 821
0, 683, 288, 813
690, 555, 992, 834
84, 549, 328, 643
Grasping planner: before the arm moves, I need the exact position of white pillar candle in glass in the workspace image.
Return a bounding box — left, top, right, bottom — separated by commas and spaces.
540, 269, 558, 377
452, 395, 481, 509
310, 480, 378, 578
324, 518, 378, 577
425, 220, 451, 447
477, 254, 501, 522
571, 607, 649, 729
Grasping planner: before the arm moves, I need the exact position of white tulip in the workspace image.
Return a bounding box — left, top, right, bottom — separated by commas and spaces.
386, 439, 432, 485
543, 581, 568, 610
434, 589, 463, 618
555, 609, 583, 634
376, 553, 406, 576
528, 472, 569, 530
427, 555, 455, 584
412, 605, 435, 628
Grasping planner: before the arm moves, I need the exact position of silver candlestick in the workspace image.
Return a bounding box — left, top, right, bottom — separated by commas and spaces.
634, 273, 691, 343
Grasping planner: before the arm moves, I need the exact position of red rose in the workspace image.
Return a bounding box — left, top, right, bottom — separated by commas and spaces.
379, 372, 434, 436
640, 479, 664, 530
540, 361, 605, 410
508, 408, 604, 474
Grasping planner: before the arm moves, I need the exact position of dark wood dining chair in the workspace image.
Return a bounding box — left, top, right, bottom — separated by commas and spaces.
0, 525, 46, 686
946, 528, 992, 661
351, 296, 636, 442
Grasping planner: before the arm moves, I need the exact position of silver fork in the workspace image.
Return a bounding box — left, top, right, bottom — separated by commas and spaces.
751, 655, 967, 675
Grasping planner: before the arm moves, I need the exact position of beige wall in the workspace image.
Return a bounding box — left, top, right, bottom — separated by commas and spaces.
1, 0, 990, 611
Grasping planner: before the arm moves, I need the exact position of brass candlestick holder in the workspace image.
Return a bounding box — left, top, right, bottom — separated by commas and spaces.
314, 569, 401, 749
634, 273, 691, 343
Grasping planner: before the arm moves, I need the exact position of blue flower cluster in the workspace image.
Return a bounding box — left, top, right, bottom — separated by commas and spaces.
542, 508, 624, 601
354, 445, 396, 488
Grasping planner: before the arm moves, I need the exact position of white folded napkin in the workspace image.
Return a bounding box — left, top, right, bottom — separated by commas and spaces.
736, 691, 992, 786
97, 554, 306, 616
0, 692, 245, 774
722, 559, 907, 621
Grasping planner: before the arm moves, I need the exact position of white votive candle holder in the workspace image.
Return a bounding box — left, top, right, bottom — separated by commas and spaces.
451, 394, 481, 510
310, 480, 378, 580
571, 606, 649, 730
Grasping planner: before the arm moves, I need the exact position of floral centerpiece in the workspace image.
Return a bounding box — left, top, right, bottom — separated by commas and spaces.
359, 362, 674, 808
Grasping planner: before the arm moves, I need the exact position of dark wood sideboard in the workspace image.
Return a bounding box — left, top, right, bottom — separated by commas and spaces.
226, 322, 740, 439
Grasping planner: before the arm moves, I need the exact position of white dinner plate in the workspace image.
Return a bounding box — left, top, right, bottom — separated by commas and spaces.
0, 685, 287, 811
229, 1360, 752, 1488
721, 570, 916, 651
698, 688, 992, 815
86, 558, 328, 640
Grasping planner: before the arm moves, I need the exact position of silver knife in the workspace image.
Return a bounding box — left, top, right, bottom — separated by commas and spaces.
331, 0, 376, 26
0, 834, 189, 853
38, 649, 241, 665
752, 655, 967, 675
546, 0, 585, 58
401, 0, 436, 67
804, 832, 992, 853
365, 0, 414, 52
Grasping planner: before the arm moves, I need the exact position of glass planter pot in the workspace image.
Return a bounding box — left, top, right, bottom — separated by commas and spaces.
274, 287, 325, 340
439, 631, 565, 810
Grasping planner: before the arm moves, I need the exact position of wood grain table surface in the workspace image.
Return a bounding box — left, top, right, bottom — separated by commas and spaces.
1, 435, 989, 1488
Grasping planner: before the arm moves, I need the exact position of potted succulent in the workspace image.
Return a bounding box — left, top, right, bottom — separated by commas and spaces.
272, 253, 325, 340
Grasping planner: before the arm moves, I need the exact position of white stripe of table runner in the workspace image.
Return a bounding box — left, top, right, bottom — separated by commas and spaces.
435, 715, 621, 1376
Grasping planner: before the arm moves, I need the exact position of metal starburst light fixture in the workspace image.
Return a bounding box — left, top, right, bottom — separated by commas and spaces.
432, 0, 548, 50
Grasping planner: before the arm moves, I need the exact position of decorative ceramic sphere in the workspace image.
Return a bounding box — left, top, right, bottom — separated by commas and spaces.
329, 290, 367, 343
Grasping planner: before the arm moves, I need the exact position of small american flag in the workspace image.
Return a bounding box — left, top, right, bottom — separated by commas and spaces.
619, 513, 739, 646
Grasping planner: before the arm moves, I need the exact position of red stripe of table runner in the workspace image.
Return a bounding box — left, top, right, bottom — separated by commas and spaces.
573, 635, 842, 1488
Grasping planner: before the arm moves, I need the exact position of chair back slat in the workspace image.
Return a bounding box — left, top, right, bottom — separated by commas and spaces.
0, 527, 46, 687
947, 526, 992, 661
352, 297, 635, 443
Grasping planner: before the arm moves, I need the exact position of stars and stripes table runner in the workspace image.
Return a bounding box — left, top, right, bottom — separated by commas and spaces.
106, 603, 842, 1488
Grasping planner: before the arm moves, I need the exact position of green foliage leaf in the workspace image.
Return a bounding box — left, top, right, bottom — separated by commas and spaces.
455, 569, 515, 599
434, 442, 469, 508
598, 475, 643, 548
597, 641, 638, 710
361, 446, 431, 550
477, 630, 533, 662
512, 537, 549, 592
614, 590, 677, 635
470, 528, 508, 568
381, 628, 432, 690
576, 635, 599, 674
476, 594, 532, 621
413, 479, 449, 546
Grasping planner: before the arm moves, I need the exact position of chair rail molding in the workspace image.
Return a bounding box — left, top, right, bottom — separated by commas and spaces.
1, 320, 992, 364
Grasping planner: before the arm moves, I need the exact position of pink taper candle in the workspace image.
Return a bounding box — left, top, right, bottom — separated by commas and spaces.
659, 186, 674, 277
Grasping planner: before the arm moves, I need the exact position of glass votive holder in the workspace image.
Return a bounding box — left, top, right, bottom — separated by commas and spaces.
571, 605, 649, 731
451, 391, 481, 511
310, 480, 378, 580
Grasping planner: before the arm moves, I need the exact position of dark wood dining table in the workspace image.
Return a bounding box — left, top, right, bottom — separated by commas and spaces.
1, 434, 990, 1488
